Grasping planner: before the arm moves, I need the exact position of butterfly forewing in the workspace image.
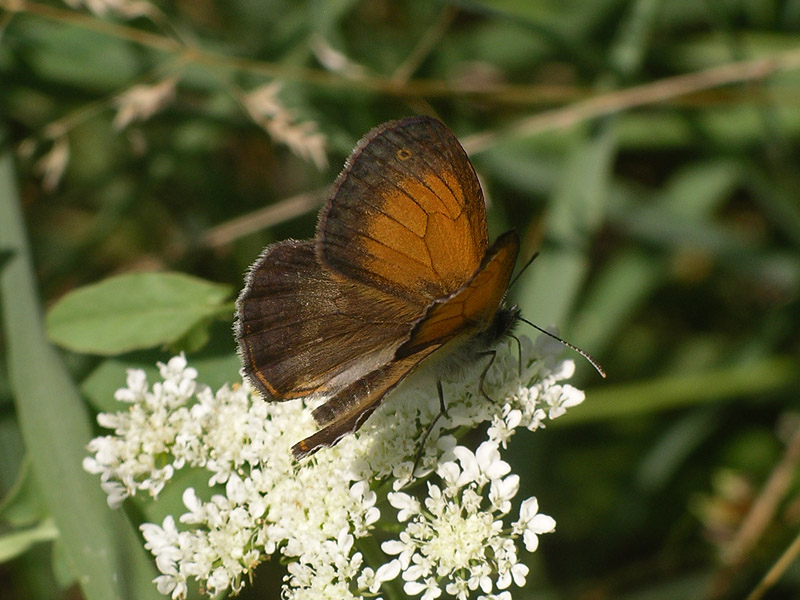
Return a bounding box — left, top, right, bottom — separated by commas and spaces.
318, 116, 489, 306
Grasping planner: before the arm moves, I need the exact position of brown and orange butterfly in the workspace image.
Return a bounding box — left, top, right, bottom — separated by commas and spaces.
236, 115, 523, 460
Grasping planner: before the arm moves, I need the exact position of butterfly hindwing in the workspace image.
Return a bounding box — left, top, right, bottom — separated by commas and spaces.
292, 346, 439, 459
236, 240, 422, 399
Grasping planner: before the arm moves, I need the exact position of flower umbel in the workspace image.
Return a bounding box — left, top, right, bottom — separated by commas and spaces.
85, 335, 583, 599
381, 442, 553, 599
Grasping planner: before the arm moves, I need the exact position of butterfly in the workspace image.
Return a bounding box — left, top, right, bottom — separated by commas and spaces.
235, 115, 523, 460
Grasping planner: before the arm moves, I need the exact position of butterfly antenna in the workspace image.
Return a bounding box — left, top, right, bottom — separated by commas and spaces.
519, 317, 606, 378
508, 251, 539, 291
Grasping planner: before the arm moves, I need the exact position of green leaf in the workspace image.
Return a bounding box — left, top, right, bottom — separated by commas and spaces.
0, 249, 14, 273
0, 518, 59, 563
0, 458, 48, 528
517, 122, 617, 327
46, 272, 232, 355
571, 159, 743, 355
557, 356, 800, 425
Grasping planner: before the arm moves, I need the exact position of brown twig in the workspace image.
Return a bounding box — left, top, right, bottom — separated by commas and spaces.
7, 0, 800, 111
745, 529, 800, 600
704, 422, 800, 599
201, 188, 326, 248
391, 6, 456, 85
462, 48, 800, 153
1, 0, 181, 52
8, 0, 800, 237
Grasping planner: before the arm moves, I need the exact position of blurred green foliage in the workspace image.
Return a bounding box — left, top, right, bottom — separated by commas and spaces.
1, 0, 799, 599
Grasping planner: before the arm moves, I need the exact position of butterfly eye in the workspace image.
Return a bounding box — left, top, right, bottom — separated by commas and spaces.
396, 148, 413, 160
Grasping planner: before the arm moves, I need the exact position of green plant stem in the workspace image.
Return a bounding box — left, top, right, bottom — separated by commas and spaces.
557, 356, 799, 425
0, 141, 159, 600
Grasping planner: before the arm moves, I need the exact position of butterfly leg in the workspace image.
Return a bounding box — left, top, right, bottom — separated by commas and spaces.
509, 333, 523, 377
478, 349, 498, 403
412, 379, 447, 476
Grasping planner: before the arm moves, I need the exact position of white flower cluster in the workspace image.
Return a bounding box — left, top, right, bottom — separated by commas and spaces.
84, 334, 585, 599
382, 442, 555, 600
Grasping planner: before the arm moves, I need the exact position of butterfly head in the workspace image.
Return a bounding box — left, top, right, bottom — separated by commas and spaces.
490, 303, 521, 343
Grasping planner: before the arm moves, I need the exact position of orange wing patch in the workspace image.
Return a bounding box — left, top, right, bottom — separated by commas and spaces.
319, 117, 489, 305
398, 169, 463, 220
397, 231, 520, 357
362, 169, 485, 296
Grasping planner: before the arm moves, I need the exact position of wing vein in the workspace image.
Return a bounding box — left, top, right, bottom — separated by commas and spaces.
324, 224, 436, 273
